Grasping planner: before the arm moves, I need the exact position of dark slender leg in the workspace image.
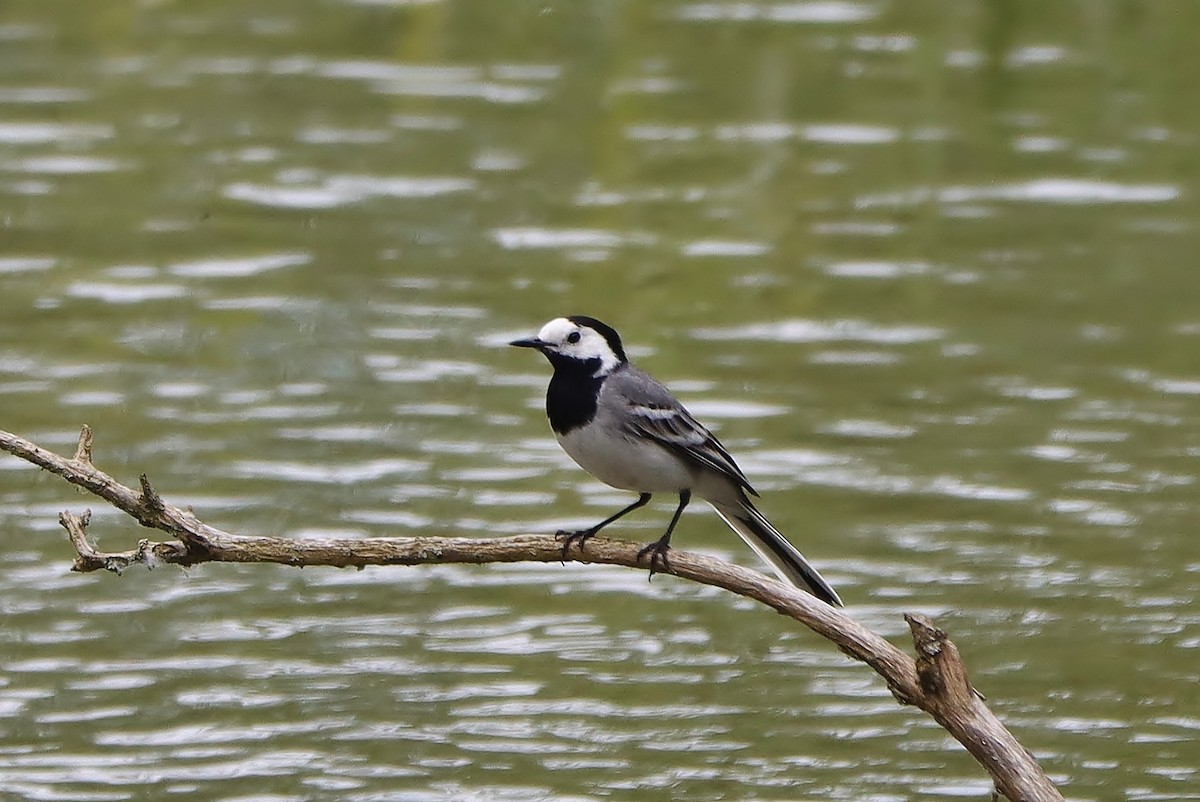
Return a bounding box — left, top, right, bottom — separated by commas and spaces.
558, 492, 652, 559
636, 490, 691, 579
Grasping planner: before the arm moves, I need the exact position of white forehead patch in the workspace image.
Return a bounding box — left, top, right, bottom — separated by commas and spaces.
537, 317, 576, 343
537, 317, 621, 375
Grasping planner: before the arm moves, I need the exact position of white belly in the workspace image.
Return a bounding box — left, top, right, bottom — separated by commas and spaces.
556, 425, 693, 493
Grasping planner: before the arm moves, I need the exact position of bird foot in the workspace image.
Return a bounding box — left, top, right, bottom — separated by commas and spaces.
556, 528, 598, 561
636, 537, 672, 580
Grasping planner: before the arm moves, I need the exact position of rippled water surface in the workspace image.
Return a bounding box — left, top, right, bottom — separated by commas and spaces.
2, 2, 1198, 800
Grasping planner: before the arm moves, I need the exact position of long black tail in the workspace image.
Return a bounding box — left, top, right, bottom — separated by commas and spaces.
709, 499, 843, 607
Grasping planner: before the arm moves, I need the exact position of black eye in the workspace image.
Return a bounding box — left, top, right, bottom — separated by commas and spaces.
566, 331, 581, 344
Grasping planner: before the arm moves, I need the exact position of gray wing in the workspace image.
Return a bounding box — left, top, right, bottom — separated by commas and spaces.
609, 367, 758, 497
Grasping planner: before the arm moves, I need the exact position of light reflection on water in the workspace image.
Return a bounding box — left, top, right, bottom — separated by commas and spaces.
225, 175, 477, 210
2, 1, 1199, 800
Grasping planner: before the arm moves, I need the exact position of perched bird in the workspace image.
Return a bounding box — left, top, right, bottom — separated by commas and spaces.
510, 315, 842, 607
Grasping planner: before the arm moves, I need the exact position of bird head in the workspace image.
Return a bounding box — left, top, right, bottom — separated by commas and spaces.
510, 316, 627, 376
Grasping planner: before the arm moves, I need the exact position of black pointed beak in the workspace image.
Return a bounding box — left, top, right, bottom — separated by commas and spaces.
509, 337, 546, 350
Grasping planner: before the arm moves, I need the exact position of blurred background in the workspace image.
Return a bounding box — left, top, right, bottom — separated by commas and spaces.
1, 1, 1197, 799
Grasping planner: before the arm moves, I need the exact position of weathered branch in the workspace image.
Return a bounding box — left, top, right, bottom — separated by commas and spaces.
1, 425, 1063, 802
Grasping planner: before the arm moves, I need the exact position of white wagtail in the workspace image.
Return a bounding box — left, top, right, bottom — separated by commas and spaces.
510, 315, 843, 607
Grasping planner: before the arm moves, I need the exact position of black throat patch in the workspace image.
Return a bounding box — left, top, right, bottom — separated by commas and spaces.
545, 355, 606, 435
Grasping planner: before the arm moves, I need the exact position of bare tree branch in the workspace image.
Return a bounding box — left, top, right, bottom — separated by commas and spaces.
1, 424, 1064, 802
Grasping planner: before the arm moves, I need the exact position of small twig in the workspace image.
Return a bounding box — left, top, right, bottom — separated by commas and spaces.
138, 473, 165, 512
59, 509, 97, 567
58, 509, 186, 574
72, 424, 94, 466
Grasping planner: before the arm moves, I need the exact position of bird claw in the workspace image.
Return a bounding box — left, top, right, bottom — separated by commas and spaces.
556, 528, 596, 561
636, 538, 672, 580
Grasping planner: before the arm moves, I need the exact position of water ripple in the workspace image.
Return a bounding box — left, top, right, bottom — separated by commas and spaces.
65, 281, 188, 304
0, 122, 111, 144
680, 240, 769, 257
802, 123, 898, 144
169, 252, 311, 278
745, 450, 1032, 501
822, 260, 933, 279
693, 318, 943, 345
858, 179, 1179, 208
684, 400, 789, 419
491, 227, 646, 251
820, 419, 917, 439
678, 2, 879, 24
0, 256, 55, 274
224, 175, 474, 209
5, 155, 127, 174
231, 458, 425, 484
318, 60, 551, 104
0, 87, 90, 103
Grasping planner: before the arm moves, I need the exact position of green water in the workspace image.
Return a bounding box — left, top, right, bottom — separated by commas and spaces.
1, 1, 1197, 800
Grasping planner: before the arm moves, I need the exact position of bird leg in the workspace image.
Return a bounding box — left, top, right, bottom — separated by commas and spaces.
558, 492, 652, 559
636, 490, 691, 580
